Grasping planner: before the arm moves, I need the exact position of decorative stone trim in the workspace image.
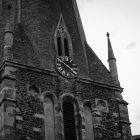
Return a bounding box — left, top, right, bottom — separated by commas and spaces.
33, 127, 41, 132
95, 99, 108, 113
34, 114, 44, 119
54, 14, 73, 58
16, 115, 23, 121
119, 120, 131, 124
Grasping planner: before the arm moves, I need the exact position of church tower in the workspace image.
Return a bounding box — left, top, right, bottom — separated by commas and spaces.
0, 0, 131, 140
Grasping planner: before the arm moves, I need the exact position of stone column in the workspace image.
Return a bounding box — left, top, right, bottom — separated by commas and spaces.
0, 66, 17, 140
117, 99, 132, 140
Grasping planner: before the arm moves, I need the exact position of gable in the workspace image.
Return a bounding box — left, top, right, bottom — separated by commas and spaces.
85, 42, 114, 85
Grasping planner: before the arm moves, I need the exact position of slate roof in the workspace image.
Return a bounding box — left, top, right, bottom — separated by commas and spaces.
85, 41, 115, 85
13, 23, 40, 67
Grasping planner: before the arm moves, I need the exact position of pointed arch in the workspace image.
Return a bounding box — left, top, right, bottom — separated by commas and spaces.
60, 94, 81, 140
43, 91, 57, 104
43, 92, 56, 140
54, 14, 73, 58
83, 102, 94, 140
63, 100, 77, 140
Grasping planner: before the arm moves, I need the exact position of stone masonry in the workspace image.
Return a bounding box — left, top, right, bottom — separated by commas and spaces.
0, 0, 132, 140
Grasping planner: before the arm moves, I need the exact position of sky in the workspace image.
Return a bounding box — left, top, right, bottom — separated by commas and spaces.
77, 0, 140, 135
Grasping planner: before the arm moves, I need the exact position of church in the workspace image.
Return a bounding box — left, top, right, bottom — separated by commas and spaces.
0, 0, 132, 140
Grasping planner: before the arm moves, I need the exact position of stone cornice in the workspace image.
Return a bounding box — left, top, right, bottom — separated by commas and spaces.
116, 98, 128, 105
76, 78, 123, 92
119, 120, 132, 125
0, 60, 123, 92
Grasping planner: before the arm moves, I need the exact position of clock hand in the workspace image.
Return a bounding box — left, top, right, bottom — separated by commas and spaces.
58, 58, 72, 70
57, 58, 77, 75
65, 64, 77, 75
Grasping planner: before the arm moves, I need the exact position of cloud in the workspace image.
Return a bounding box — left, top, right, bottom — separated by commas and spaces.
88, 0, 93, 1
126, 41, 136, 50
136, 109, 140, 120
77, 0, 94, 2
77, 0, 94, 5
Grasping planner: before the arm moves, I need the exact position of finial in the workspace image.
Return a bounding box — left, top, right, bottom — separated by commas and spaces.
106, 32, 110, 38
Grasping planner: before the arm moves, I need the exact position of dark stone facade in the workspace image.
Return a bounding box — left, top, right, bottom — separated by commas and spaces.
0, 0, 131, 140
0, 62, 131, 140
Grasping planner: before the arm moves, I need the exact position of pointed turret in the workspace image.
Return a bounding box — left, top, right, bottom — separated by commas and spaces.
107, 32, 115, 60
107, 32, 120, 85
4, 20, 14, 60
3, 0, 17, 61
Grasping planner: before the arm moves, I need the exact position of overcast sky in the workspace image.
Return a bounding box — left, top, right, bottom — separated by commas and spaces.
77, 0, 140, 135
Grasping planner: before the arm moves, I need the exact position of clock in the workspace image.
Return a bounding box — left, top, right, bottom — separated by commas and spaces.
56, 56, 79, 78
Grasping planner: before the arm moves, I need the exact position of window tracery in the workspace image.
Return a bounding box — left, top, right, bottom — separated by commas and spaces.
55, 15, 72, 57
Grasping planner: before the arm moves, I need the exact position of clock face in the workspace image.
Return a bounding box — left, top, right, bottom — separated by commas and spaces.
56, 56, 79, 78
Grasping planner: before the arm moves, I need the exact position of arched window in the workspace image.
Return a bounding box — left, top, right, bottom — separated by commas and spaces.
55, 15, 72, 57
62, 100, 77, 140
44, 97, 55, 140
83, 105, 94, 140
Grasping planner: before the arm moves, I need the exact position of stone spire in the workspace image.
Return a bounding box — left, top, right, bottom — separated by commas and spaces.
107, 32, 115, 60
107, 32, 120, 85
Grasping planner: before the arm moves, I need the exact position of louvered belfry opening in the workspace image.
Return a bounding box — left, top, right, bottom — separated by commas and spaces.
64, 38, 69, 56
63, 100, 77, 140
57, 36, 62, 56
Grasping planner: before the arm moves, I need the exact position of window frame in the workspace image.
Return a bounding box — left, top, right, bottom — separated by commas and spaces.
61, 96, 80, 140
54, 14, 73, 58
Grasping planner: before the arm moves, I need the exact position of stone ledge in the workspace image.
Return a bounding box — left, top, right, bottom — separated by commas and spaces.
1, 61, 123, 92
0, 99, 16, 106
34, 113, 44, 119
119, 120, 131, 124
116, 98, 128, 105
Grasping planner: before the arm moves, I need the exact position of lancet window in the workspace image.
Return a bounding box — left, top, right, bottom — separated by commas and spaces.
62, 100, 77, 140
44, 97, 55, 140
83, 105, 94, 140
55, 15, 72, 57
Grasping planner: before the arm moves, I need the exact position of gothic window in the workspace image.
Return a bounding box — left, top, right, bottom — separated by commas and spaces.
57, 35, 62, 56
55, 15, 72, 57
62, 100, 77, 140
44, 97, 55, 140
83, 105, 94, 140
64, 38, 69, 56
